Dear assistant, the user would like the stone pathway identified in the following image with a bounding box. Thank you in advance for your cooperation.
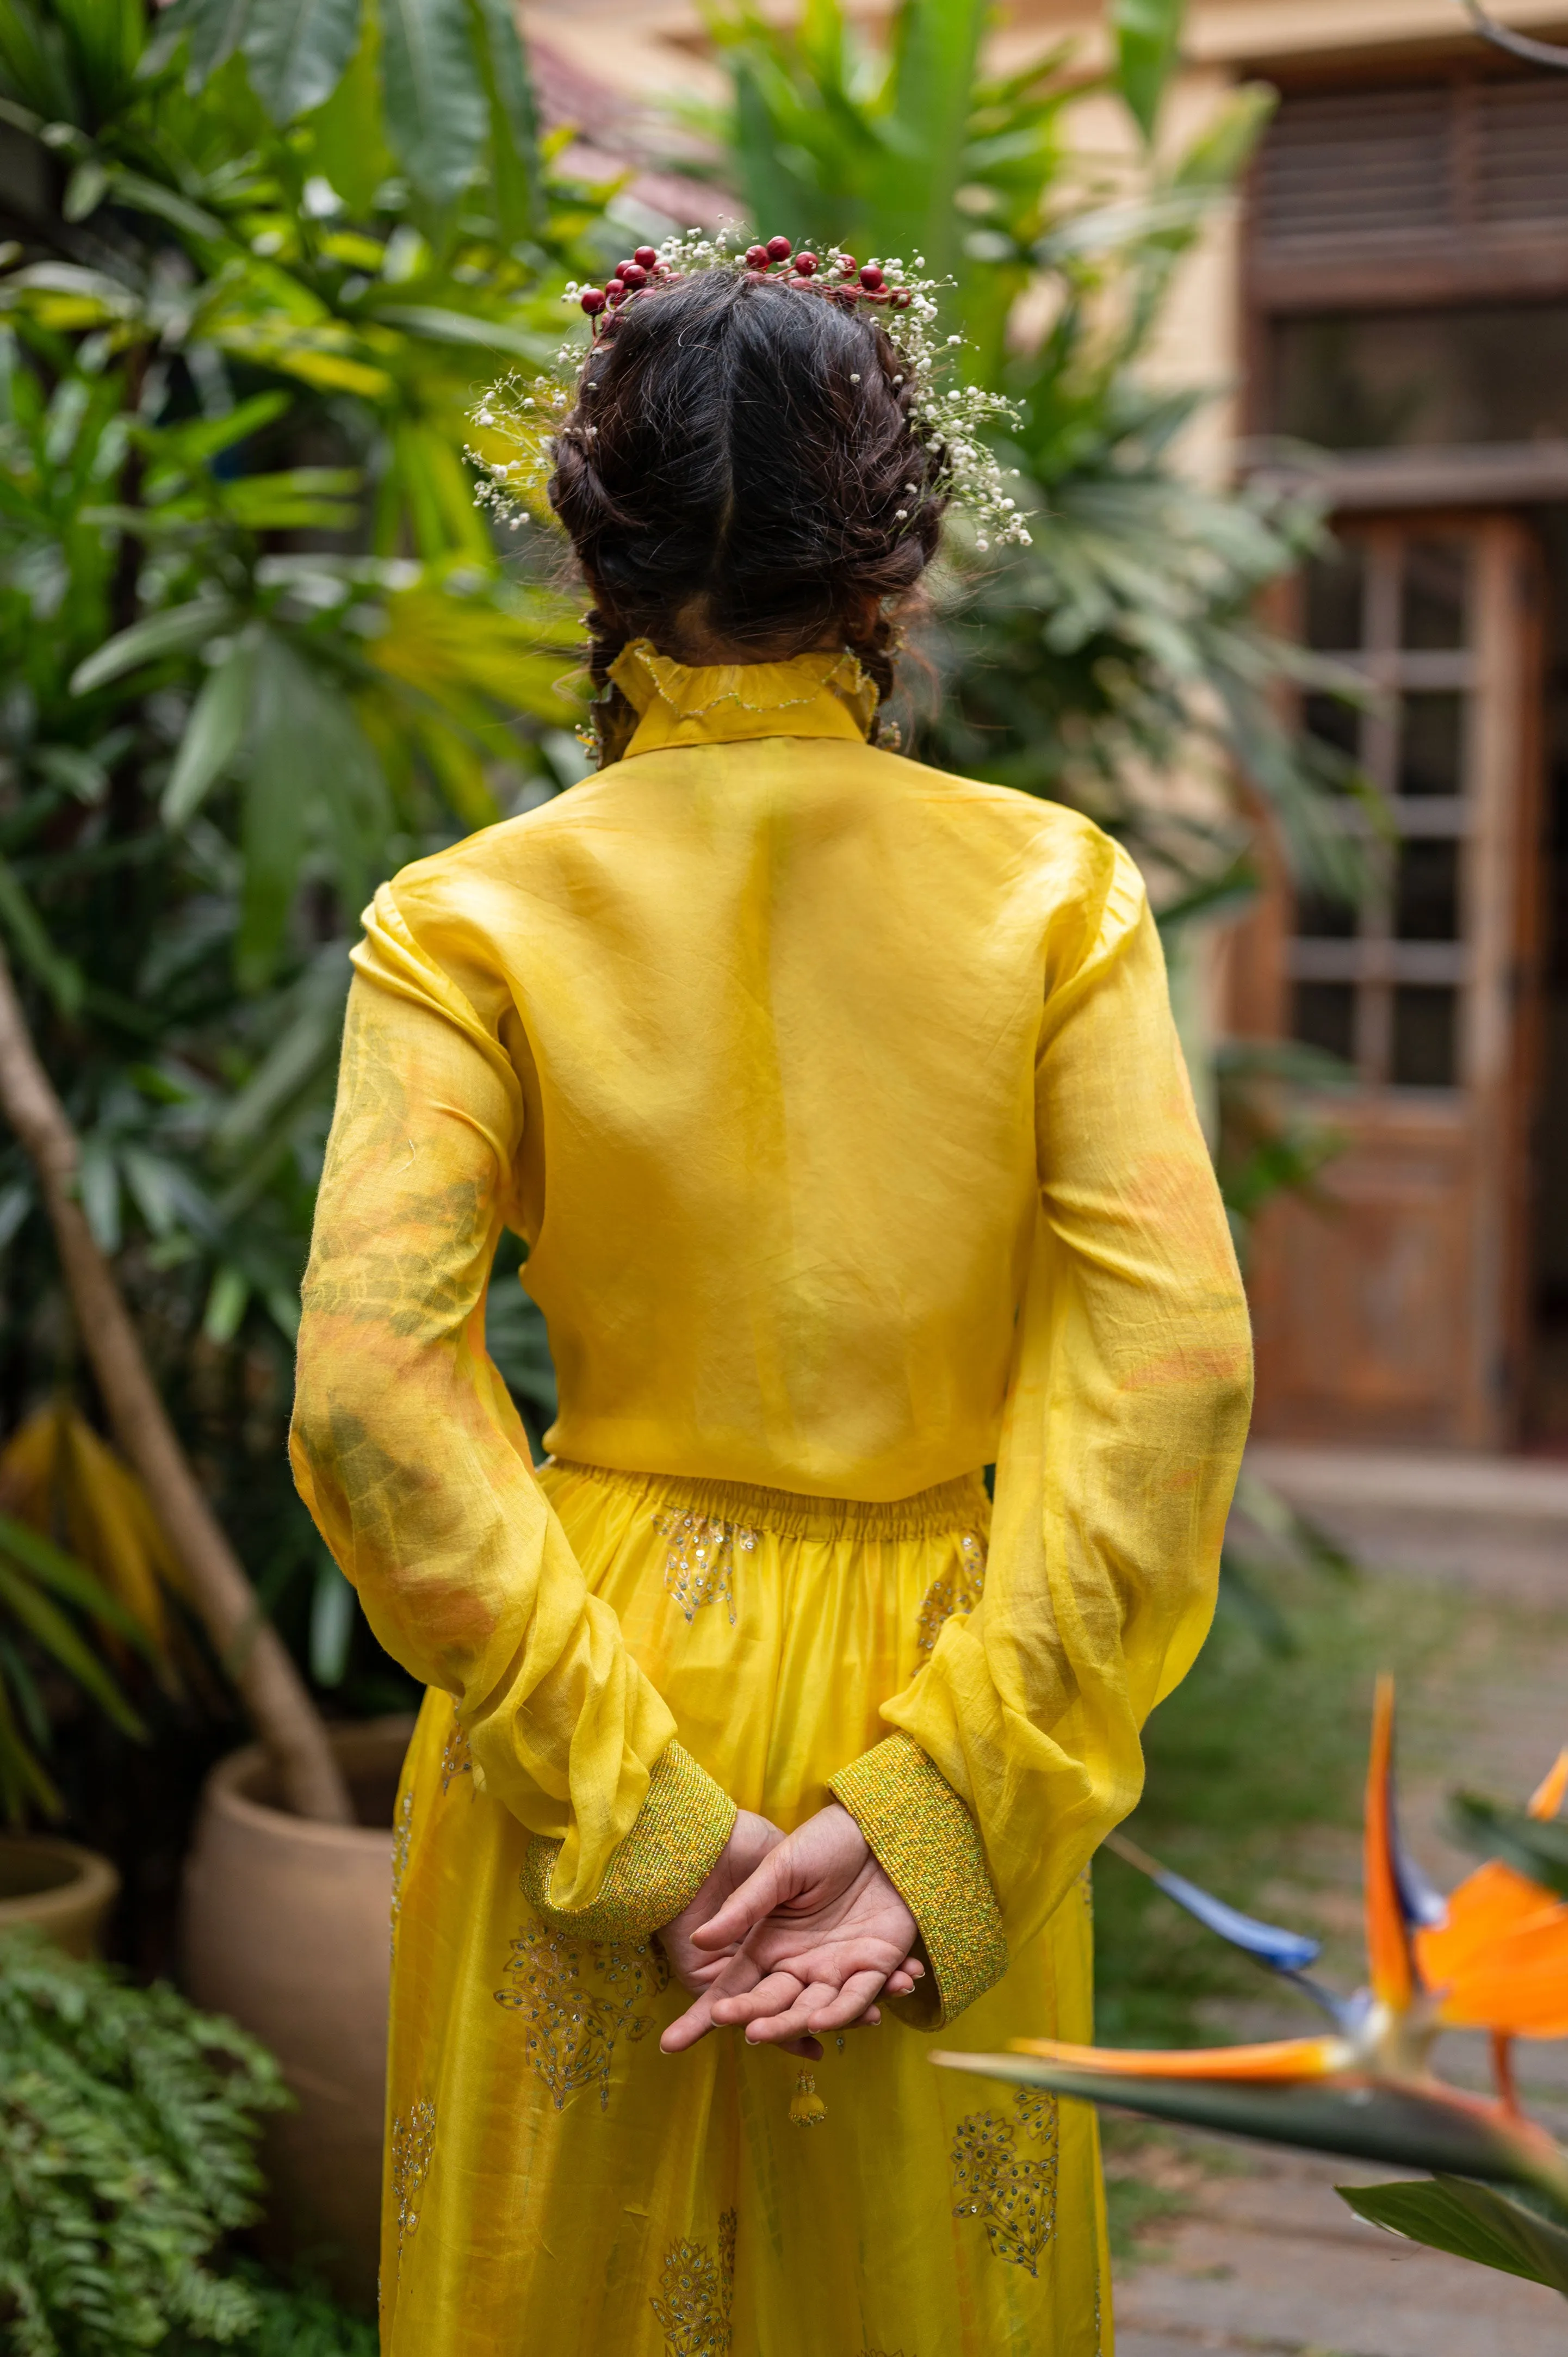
[1110,1521,1568,2357]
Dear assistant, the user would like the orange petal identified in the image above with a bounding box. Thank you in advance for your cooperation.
[1528,1750,1568,1823]
[1426,1901,1568,2038]
[1008,2034,1352,2082]
[1365,1672,1414,2010]
[1421,1861,1563,1974]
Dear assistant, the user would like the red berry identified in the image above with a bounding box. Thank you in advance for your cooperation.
[634,245,658,269]
[765,234,792,262]
[859,263,884,290]
[794,251,819,276]
[580,287,606,315]
[619,262,648,289]
[745,243,769,268]
[889,287,912,307]
[836,253,857,276]
[604,279,627,305]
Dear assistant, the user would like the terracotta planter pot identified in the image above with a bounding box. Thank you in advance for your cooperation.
[182,1714,414,2307]
[0,1834,119,1956]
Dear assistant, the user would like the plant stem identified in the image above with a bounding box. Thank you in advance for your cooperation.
[0,944,352,1823]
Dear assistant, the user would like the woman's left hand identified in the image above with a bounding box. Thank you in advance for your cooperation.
[657,1808,783,1996]
[660,1804,922,2059]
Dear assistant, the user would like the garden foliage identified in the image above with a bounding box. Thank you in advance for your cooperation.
[0,1930,286,2354]
[0,0,1357,1746]
[0,0,594,1697]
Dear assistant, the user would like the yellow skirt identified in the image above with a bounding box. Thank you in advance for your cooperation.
[382,1459,1110,2356]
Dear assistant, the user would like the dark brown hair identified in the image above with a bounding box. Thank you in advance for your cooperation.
[547,269,948,759]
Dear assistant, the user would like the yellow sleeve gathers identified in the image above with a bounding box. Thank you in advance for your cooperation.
[290,884,733,1922]
[851,840,1253,1989]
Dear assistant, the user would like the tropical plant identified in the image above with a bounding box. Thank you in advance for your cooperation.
[0,1927,289,2354]
[0,0,603,1770]
[939,1681,1568,2300]
[0,1452,155,1820]
[675,0,1366,922]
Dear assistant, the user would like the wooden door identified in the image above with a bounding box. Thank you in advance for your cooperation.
[1242,514,1544,1450]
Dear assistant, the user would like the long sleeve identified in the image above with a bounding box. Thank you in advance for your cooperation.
[289,885,734,1935]
[834,840,1253,2025]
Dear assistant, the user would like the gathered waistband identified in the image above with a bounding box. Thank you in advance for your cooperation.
[542,1457,990,1543]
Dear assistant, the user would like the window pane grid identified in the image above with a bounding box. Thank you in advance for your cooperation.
[1289,530,1469,1091]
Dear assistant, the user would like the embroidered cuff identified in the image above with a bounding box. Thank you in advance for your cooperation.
[521,1742,736,1945]
[831,1731,1008,2031]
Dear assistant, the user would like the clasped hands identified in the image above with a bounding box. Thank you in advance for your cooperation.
[658,1803,924,2061]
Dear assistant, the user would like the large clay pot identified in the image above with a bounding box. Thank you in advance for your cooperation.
[0,1834,119,1956]
[182,1715,414,2307]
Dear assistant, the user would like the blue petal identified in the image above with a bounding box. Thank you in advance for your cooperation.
[1149,1865,1324,1975]
[1387,1786,1448,1932]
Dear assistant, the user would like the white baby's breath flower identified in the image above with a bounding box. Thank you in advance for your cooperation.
[469,232,1033,551]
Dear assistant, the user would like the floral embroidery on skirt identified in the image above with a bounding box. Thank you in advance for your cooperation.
[493,1914,667,2110]
[950,2087,1059,2274]
[650,2210,737,2356]
[654,1510,758,1625]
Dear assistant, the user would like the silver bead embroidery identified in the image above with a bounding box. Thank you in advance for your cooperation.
[389,1787,414,1956]
[494,1915,668,2111]
[653,1510,758,1626]
[951,2086,1059,2274]
[915,1529,987,1655]
[391,2097,436,2263]
[650,2208,736,2356]
[440,1700,473,1793]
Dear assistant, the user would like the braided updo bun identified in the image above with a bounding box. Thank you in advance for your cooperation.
[547,268,948,762]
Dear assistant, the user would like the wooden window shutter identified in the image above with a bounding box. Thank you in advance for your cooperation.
[1251,77,1568,307]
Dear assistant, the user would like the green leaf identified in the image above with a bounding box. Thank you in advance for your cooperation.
[1173,81,1276,190]
[0,1555,146,1739]
[69,597,233,695]
[467,0,541,234]
[932,2053,1568,2205]
[0,1669,61,1820]
[1451,1792,1568,1900]
[0,853,84,1016]
[372,303,553,362]
[1112,0,1187,145]
[242,0,361,121]
[219,464,360,529]
[0,1512,156,1656]
[154,388,291,466]
[235,632,313,991]
[380,0,487,202]
[157,0,252,87]
[308,1554,355,1685]
[203,1264,249,1342]
[63,158,108,221]
[882,0,989,274]
[297,18,394,214]
[1338,2177,1568,2296]
[163,638,256,827]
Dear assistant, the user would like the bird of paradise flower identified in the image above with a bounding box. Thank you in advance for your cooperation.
[935,1678,1568,2294]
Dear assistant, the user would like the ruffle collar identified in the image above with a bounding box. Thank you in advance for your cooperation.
[607,639,879,746]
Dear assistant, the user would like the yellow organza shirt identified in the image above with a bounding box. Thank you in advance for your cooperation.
[291,641,1251,2352]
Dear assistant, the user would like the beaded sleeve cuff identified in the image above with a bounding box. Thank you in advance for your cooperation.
[520,1742,736,1945]
[831,1732,1009,2030]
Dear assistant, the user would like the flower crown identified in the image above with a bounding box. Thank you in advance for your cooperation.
[468,230,1031,553]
